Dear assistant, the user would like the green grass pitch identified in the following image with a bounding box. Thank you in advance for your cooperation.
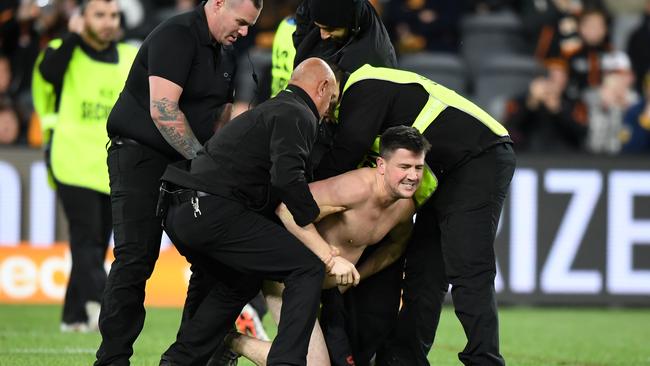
[1,304,649,365]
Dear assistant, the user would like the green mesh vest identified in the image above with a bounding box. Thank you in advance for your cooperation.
[37,39,137,194]
[270,17,297,97]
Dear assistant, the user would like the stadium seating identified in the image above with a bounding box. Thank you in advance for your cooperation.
[461,11,528,79]
[473,54,544,121]
[398,52,469,95]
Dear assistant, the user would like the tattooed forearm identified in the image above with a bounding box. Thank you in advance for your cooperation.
[150,97,203,159]
[152,98,181,121]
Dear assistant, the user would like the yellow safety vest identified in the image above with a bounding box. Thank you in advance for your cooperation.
[39,39,137,194]
[343,64,510,206]
[270,17,297,97]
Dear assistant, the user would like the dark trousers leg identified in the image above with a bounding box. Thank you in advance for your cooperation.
[163,251,261,366]
[376,208,446,366]
[346,250,403,366]
[57,183,112,324]
[248,291,269,318]
[95,143,169,366]
[163,196,325,366]
[443,145,514,366]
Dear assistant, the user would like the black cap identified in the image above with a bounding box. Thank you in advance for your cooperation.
[311,0,356,28]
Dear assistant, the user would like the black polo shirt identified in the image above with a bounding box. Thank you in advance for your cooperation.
[162,85,321,226]
[107,2,236,159]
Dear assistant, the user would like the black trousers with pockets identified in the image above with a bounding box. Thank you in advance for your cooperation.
[95,142,212,366]
[161,194,325,366]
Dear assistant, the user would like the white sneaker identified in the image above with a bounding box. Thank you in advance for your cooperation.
[60,322,89,333]
[236,304,269,341]
[85,301,101,332]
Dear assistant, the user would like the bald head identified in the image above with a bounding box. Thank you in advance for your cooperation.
[289,58,339,118]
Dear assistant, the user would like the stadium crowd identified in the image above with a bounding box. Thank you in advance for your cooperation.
[0,0,649,152]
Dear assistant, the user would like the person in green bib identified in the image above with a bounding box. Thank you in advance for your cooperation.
[33,0,136,332]
[314,64,516,366]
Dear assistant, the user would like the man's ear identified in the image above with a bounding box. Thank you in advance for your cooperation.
[213,0,225,11]
[376,156,386,174]
[318,79,329,97]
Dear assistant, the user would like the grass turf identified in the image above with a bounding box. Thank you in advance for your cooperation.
[0,304,649,366]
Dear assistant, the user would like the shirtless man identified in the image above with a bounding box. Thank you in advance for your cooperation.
[226,125,431,365]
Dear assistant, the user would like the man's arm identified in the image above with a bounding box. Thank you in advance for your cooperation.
[149,76,203,159]
[276,203,360,286]
[272,153,366,286]
[146,24,208,159]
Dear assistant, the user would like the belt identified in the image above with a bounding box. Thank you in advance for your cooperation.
[111,136,141,146]
[169,189,212,205]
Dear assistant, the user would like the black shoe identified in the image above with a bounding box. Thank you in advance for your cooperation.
[205,332,240,366]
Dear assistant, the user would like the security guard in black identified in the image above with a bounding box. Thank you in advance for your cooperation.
[95,1,255,364]
[158,84,325,365]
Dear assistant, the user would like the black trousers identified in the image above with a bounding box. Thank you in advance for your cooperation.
[57,183,112,324]
[162,194,325,366]
[377,143,516,366]
[95,142,211,365]
[320,246,404,366]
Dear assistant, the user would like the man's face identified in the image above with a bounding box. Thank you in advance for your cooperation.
[0,58,10,94]
[213,0,260,46]
[0,110,19,144]
[314,22,349,42]
[378,148,425,199]
[579,13,607,47]
[83,0,120,46]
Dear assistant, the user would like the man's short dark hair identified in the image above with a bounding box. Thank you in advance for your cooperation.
[325,61,344,88]
[80,0,116,12]
[379,126,431,159]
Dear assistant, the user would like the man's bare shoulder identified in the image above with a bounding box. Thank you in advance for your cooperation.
[394,198,416,222]
[309,168,375,206]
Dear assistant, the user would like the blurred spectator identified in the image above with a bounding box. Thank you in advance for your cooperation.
[565,7,612,99]
[504,61,588,152]
[626,0,650,93]
[120,0,159,42]
[0,98,20,144]
[583,51,638,154]
[620,71,650,153]
[0,0,20,56]
[0,52,11,95]
[384,0,462,54]
[0,52,28,143]
[521,0,608,61]
[464,0,517,14]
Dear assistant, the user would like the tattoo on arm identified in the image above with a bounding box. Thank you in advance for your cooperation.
[151,97,203,159]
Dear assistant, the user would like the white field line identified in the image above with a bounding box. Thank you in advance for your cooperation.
[0,348,96,354]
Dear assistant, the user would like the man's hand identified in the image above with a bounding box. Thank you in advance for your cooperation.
[327,256,360,287]
[68,12,85,35]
